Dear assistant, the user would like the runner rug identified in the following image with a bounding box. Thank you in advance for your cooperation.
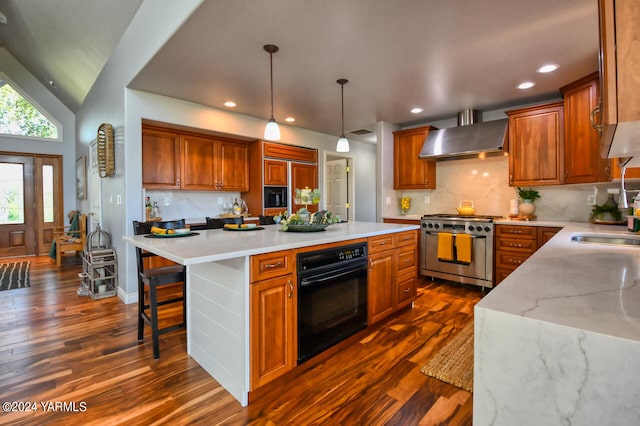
[420,320,474,392]
[0,261,31,291]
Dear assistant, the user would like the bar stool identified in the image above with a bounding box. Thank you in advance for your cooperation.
[205,216,244,229]
[133,219,187,359]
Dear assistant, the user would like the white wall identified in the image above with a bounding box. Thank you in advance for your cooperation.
[0,48,76,215]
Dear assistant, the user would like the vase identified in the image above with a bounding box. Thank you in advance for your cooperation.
[518,199,536,216]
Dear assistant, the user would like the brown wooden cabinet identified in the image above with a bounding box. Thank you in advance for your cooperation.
[597,0,640,159]
[243,141,318,216]
[142,124,249,191]
[393,126,437,189]
[494,224,561,285]
[263,159,288,186]
[367,230,418,324]
[291,162,319,213]
[560,73,610,183]
[249,250,295,389]
[142,127,181,189]
[507,102,565,186]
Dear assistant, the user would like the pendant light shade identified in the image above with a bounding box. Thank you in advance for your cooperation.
[263,44,281,141]
[336,78,350,152]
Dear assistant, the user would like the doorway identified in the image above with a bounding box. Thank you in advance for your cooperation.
[325,156,350,222]
[0,152,63,257]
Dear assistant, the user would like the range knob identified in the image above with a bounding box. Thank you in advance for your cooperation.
[434,223,440,229]
[422,222,427,228]
[484,226,491,232]
[468,225,474,231]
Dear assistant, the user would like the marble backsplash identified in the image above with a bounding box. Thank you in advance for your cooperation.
[386,156,640,222]
[144,189,244,222]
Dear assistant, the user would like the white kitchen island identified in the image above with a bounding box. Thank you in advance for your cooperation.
[123,221,418,406]
[474,222,640,425]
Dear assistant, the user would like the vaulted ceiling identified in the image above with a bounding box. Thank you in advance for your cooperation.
[0,0,599,143]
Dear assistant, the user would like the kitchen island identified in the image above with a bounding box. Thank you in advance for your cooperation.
[123,221,419,406]
[474,222,640,425]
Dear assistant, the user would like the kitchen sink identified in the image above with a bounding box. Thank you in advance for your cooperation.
[570,233,640,246]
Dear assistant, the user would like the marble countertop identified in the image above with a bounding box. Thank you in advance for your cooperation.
[123,221,419,266]
[494,218,572,227]
[477,221,640,342]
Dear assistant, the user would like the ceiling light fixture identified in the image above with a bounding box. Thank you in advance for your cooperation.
[537,64,559,73]
[285,117,296,123]
[263,44,281,141]
[223,101,236,108]
[517,81,535,90]
[336,79,350,153]
[410,107,424,114]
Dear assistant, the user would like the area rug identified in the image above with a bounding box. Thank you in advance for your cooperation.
[420,320,474,392]
[0,261,31,291]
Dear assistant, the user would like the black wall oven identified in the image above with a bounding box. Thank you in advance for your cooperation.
[264,186,288,209]
[297,242,368,364]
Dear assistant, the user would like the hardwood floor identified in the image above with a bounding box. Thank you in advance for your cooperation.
[0,255,484,425]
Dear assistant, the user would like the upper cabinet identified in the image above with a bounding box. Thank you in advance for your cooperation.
[560,73,610,183]
[393,126,437,190]
[142,124,249,191]
[596,0,640,158]
[507,102,564,186]
[142,127,181,189]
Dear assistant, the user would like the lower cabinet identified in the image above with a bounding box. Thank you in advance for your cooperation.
[367,230,418,325]
[494,225,561,285]
[249,250,295,390]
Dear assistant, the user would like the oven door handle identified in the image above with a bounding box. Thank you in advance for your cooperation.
[299,262,367,287]
[425,231,486,239]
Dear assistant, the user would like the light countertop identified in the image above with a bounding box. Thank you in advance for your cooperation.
[123,221,419,265]
[477,221,640,342]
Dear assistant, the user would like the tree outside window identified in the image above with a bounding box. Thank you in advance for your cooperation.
[0,79,59,139]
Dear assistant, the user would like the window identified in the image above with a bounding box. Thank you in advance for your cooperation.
[0,73,60,140]
[0,162,25,224]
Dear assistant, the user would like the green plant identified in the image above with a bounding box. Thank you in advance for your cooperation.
[517,187,540,201]
[590,204,622,222]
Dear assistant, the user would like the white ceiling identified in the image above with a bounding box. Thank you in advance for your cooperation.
[0,0,599,143]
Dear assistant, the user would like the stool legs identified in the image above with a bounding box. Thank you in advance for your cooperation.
[137,278,145,342]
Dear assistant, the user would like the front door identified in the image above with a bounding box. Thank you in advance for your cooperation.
[0,154,36,256]
[0,153,63,257]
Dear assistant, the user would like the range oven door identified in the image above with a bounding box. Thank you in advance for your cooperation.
[297,259,368,364]
[422,231,488,283]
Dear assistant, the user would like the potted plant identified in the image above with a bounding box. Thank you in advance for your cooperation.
[517,187,540,217]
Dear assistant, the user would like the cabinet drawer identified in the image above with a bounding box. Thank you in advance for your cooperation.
[396,247,417,273]
[395,230,417,247]
[368,234,395,254]
[263,141,318,163]
[494,268,514,285]
[495,250,530,271]
[495,237,537,254]
[250,250,293,282]
[397,274,416,305]
[496,225,537,239]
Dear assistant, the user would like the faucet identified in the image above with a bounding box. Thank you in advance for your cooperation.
[620,157,640,209]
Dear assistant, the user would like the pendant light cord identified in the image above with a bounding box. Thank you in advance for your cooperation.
[269,50,274,119]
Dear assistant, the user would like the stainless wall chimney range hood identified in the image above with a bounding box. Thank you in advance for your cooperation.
[419,110,508,160]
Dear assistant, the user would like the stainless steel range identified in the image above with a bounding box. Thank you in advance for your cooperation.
[420,214,500,289]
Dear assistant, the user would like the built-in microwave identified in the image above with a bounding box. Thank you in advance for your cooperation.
[264,186,288,208]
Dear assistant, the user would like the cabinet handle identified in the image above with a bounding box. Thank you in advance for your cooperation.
[287,279,293,298]
[590,98,603,134]
[264,261,282,269]
[403,288,411,293]
[509,243,523,248]
[369,259,374,270]
[176,178,181,188]
[509,174,513,185]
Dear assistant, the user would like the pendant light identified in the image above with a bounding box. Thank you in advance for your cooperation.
[263,44,281,141]
[336,79,350,152]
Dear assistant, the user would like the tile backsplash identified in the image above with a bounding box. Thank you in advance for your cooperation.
[386,156,638,222]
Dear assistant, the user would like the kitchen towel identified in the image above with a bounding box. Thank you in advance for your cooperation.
[455,233,472,264]
[437,233,454,261]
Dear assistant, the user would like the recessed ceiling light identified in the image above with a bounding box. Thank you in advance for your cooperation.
[285,117,295,123]
[223,101,236,108]
[537,64,559,73]
[410,107,423,114]
[517,81,535,90]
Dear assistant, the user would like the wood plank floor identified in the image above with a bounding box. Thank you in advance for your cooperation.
[0,255,484,425]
